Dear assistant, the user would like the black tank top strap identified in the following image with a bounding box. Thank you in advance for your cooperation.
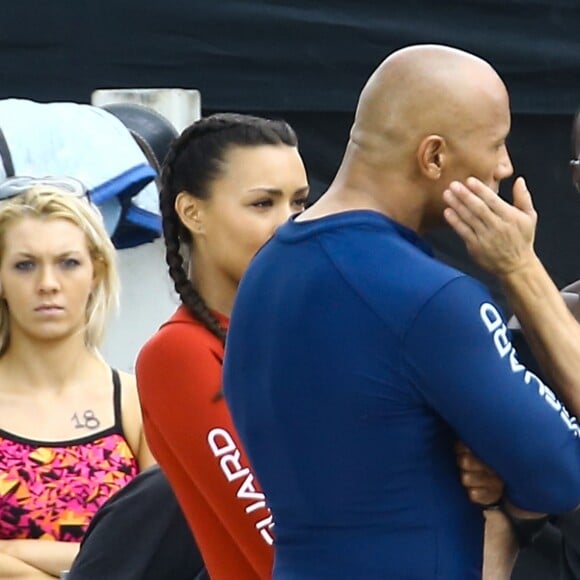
[112,368,123,431]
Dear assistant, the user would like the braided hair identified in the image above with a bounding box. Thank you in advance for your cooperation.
[160,113,298,343]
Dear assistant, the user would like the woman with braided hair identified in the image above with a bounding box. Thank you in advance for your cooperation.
[135,113,309,579]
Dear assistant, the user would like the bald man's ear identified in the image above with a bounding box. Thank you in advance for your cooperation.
[175,191,205,235]
[417,135,446,180]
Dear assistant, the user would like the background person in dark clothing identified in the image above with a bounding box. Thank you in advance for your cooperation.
[67,466,207,580]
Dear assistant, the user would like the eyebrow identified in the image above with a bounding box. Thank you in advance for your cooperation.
[10,250,84,258]
[247,186,310,196]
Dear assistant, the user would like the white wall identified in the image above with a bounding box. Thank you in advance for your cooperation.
[101,238,179,372]
[91,88,201,134]
[91,88,201,372]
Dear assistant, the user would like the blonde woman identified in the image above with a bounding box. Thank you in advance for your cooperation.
[0,177,154,578]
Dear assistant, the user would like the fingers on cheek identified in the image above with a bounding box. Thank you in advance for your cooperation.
[459,197,491,224]
[446,205,463,222]
[461,472,475,486]
[460,455,482,470]
[444,209,467,230]
[453,181,483,205]
[467,177,491,198]
[465,196,489,218]
[443,208,456,223]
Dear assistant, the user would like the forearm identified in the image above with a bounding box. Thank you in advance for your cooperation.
[0,539,79,577]
[0,551,55,578]
[501,254,580,414]
[482,510,519,580]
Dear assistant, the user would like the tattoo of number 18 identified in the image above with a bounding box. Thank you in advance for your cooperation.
[71,410,101,430]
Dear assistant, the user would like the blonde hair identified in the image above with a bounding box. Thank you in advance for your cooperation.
[0,186,119,354]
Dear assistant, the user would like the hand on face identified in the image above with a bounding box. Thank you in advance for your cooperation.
[442,176,537,276]
[455,441,504,507]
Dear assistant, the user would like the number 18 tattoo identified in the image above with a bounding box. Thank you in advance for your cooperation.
[71,410,101,430]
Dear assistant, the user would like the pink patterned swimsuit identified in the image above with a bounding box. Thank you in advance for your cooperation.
[0,369,139,542]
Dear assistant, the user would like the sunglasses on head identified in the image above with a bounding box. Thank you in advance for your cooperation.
[0,176,90,202]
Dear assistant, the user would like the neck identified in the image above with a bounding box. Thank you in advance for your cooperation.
[0,332,105,392]
[303,143,427,233]
[190,255,236,318]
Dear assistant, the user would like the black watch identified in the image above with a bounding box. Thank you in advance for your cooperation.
[482,498,550,547]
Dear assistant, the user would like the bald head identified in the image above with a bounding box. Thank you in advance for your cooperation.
[309,44,512,232]
[350,45,509,167]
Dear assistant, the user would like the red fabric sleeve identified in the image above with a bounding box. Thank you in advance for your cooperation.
[136,314,274,580]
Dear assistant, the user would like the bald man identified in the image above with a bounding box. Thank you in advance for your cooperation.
[223,46,580,579]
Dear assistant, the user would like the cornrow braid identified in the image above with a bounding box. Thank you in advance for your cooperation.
[160,113,298,343]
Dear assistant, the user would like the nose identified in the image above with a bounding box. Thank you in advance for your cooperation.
[37,265,60,293]
[495,145,514,181]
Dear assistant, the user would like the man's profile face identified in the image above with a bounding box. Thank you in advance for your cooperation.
[438,91,513,198]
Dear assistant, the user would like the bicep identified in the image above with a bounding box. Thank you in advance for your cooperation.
[117,371,156,469]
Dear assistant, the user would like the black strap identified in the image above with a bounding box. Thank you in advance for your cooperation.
[112,368,123,430]
[0,128,14,177]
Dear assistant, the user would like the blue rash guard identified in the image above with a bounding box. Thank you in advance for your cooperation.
[223,210,580,580]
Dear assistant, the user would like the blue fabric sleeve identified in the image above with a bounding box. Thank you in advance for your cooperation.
[402,275,580,513]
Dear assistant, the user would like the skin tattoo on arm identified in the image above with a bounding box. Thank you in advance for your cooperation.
[71,410,101,430]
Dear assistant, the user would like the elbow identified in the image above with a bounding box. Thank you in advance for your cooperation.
[505,458,580,514]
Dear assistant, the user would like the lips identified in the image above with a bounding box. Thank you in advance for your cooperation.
[34,305,64,312]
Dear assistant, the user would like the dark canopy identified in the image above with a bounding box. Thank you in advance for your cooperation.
[1,1,578,113]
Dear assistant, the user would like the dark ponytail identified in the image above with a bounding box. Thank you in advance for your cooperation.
[160,113,298,343]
